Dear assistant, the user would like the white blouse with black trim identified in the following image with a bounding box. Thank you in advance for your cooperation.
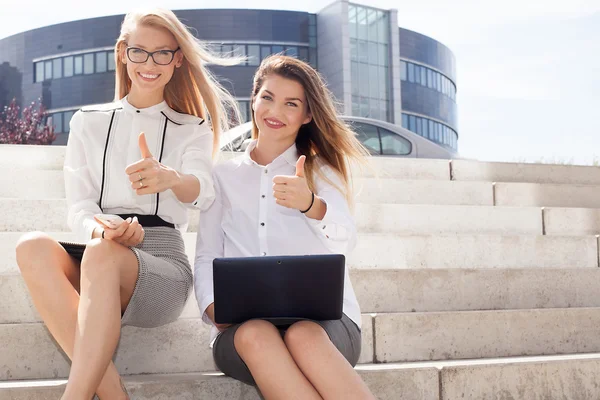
[64,96,215,242]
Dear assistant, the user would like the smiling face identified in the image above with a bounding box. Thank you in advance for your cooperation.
[252,74,312,147]
[120,24,183,97]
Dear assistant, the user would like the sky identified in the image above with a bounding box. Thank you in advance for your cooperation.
[1,0,599,164]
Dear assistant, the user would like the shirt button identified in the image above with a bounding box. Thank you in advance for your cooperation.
[262,252,267,256]
[261,195,266,198]
[264,169,268,174]
[260,222,265,226]
[136,110,140,113]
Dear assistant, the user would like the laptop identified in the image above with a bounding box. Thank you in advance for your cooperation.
[213,254,345,325]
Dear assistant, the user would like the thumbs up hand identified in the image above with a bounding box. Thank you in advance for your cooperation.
[272,155,314,211]
[125,132,181,195]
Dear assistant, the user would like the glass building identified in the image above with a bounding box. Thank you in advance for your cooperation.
[0,1,458,150]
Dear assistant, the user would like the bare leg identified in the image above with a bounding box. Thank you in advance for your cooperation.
[234,320,323,400]
[284,321,374,400]
[60,238,139,400]
[15,233,130,399]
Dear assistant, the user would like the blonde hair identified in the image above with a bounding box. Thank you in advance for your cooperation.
[114,8,241,155]
[250,55,369,206]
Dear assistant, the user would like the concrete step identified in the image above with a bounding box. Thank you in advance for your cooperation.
[11,171,600,209]
[0,145,452,180]
[452,159,600,185]
[2,232,596,276]
[375,308,600,363]
[0,365,440,400]
[9,145,600,186]
[4,354,600,400]
[1,170,495,206]
[544,207,600,236]
[4,308,600,380]
[353,204,542,235]
[438,353,600,400]
[0,316,373,381]
[495,182,600,208]
[0,199,544,235]
[6,267,600,325]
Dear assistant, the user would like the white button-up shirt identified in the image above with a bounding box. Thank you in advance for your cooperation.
[64,96,215,242]
[194,140,361,342]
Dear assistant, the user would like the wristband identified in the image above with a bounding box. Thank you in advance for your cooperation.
[300,192,315,214]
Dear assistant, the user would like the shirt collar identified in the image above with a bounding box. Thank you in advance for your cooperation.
[121,95,169,116]
[242,140,299,169]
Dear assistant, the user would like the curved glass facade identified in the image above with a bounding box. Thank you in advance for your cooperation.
[400,60,456,101]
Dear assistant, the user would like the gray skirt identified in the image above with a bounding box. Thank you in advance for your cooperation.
[213,314,362,386]
[121,226,192,328]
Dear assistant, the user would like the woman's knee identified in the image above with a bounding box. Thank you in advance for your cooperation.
[234,319,280,356]
[284,321,329,355]
[80,239,128,275]
[15,231,59,274]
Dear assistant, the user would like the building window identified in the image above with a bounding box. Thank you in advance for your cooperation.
[233,45,246,59]
[44,61,52,81]
[349,5,390,122]
[272,45,284,54]
[64,56,74,77]
[400,60,457,101]
[299,47,308,62]
[51,113,63,134]
[52,58,62,79]
[108,52,116,71]
[409,115,416,131]
[261,46,271,61]
[83,53,94,75]
[407,63,415,82]
[309,48,317,66]
[74,55,83,75]
[35,61,44,82]
[285,46,298,58]
[247,45,260,66]
[63,111,75,132]
[96,52,107,73]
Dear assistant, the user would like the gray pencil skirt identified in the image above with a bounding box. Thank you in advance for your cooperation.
[120,226,192,328]
[213,314,362,386]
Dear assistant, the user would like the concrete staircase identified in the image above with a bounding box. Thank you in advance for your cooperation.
[1,144,600,399]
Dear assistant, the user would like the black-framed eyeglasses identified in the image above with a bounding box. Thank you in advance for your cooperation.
[126,46,180,65]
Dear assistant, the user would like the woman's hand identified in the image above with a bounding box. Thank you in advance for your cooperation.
[272,155,314,211]
[205,303,232,332]
[125,132,182,196]
[95,216,145,247]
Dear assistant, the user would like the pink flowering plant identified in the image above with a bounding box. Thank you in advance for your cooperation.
[0,98,56,145]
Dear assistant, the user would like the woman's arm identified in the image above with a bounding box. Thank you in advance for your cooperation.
[178,123,215,210]
[304,168,357,255]
[193,173,225,326]
[272,158,357,254]
[63,111,104,242]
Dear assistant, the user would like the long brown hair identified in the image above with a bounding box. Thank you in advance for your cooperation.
[114,8,241,155]
[250,55,369,206]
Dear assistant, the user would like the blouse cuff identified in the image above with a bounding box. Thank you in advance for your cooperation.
[185,171,215,210]
[199,294,215,326]
[305,198,351,242]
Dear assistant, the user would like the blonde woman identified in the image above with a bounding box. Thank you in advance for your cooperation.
[194,55,375,399]
[15,9,239,400]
